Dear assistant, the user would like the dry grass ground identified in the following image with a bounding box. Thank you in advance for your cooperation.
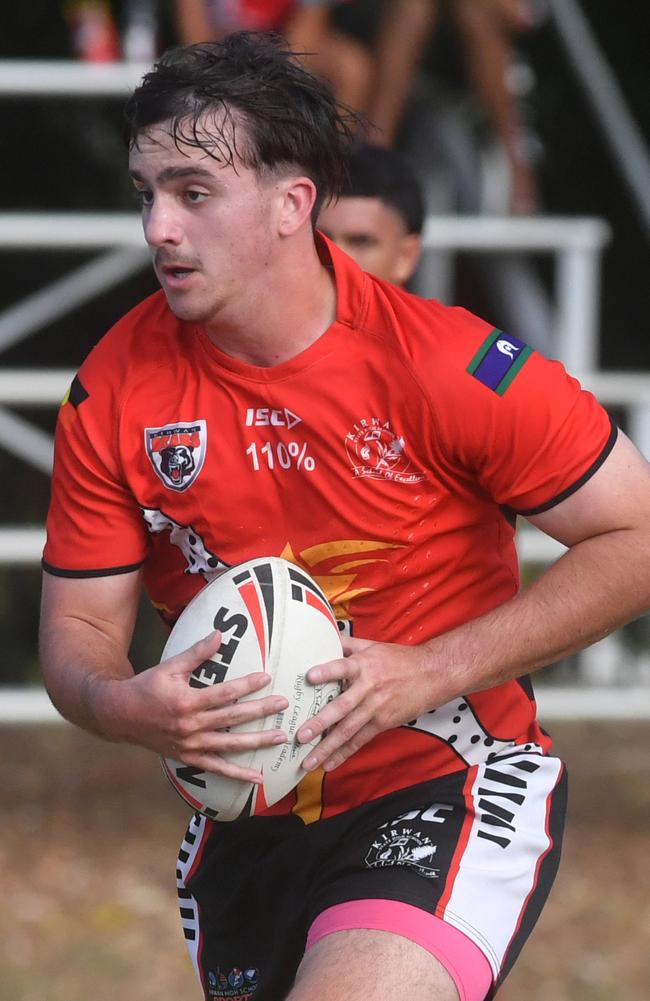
[1,722,648,1001]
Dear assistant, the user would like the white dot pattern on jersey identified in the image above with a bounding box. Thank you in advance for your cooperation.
[141,507,229,579]
[404,698,542,767]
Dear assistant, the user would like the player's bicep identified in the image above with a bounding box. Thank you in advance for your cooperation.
[40,567,143,657]
[526,432,650,547]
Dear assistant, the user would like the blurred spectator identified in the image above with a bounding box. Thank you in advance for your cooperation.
[121,0,161,62]
[65,1,122,62]
[174,0,374,110]
[441,0,538,215]
[333,0,539,215]
[317,144,424,286]
[324,1,551,349]
[56,1,539,213]
[64,2,177,64]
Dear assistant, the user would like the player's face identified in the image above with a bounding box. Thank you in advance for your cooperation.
[129,122,278,326]
[317,196,421,287]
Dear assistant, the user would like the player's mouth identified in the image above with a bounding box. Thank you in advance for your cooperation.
[160,264,198,289]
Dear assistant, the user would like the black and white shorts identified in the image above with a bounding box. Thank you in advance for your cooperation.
[176,750,566,1001]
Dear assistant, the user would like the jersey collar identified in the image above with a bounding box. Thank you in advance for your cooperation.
[192,232,370,383]
[314,230,369,331]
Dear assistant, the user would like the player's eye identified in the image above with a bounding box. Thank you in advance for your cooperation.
[185,190,208,204]
[350,235,377,248]
[133,187,153,207]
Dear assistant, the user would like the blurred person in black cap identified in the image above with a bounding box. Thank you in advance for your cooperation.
[318,143,425,287]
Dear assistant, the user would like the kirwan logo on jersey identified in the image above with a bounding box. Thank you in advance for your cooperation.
[145,420,207,491]
[345,417,425,484]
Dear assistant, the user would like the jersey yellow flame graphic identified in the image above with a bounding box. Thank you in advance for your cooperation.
[279,539,403,621]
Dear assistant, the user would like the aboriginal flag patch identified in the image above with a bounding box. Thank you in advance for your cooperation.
[59,375,89,430]
[466,328,533,395]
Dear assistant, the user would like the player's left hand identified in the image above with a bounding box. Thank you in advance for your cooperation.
[296,635,449,772]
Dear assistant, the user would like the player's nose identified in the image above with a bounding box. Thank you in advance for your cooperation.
[143,200,183,247]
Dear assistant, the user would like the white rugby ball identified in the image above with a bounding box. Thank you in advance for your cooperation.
[160,557,342,821]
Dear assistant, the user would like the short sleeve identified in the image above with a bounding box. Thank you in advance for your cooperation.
[430,315,617,515]
[43,368,148,578]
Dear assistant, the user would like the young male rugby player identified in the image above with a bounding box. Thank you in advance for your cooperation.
[317,143,424,287]
[40,32,650,1001]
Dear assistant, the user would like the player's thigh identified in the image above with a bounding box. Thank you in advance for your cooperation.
[287,928,459,1001]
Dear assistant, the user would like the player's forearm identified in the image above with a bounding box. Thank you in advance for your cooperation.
[427,527,650,699]
[40,616,136,740]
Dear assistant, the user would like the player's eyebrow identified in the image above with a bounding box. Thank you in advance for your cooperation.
[129,166,216,184]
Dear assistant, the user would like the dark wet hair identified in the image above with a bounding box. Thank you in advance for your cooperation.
[342,144,425,234]
[125,31,361,218]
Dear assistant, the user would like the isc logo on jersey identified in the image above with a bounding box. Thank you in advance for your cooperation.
[145,420,207,491]
[245,407,302,428]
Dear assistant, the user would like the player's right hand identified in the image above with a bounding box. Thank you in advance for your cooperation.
[95,631,289,783]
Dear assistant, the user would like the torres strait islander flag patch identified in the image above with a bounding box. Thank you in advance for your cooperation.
[466,329,533,394]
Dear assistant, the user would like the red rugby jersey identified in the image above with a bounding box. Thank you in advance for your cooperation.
[44,236,615,822]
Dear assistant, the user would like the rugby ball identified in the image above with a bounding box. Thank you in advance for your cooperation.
[161,557,342,821]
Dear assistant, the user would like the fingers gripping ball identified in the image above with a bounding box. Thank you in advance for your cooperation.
[161,557,342,821]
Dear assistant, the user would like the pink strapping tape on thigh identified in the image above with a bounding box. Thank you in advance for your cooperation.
[306,899,493,1001]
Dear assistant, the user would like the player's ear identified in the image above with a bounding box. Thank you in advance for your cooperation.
[393,233,422,286]
[276,176,318,236]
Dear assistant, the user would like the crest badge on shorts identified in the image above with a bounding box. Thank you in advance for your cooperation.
[145,420,207,491]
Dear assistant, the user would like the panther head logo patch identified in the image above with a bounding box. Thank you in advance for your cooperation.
[145,420,207,491]
[160,445,195,486]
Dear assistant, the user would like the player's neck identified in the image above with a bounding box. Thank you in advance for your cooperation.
[203,239,336,367]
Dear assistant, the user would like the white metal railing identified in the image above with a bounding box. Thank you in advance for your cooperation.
[0,213,143,247]
[0,211,608,252]
[422,216,609,373]
[0,211,609,376]
[0,248,150,354]
[0,211,615,481]
[0,60,150,96]
[2,361,647,525]
[3,684,649,725]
